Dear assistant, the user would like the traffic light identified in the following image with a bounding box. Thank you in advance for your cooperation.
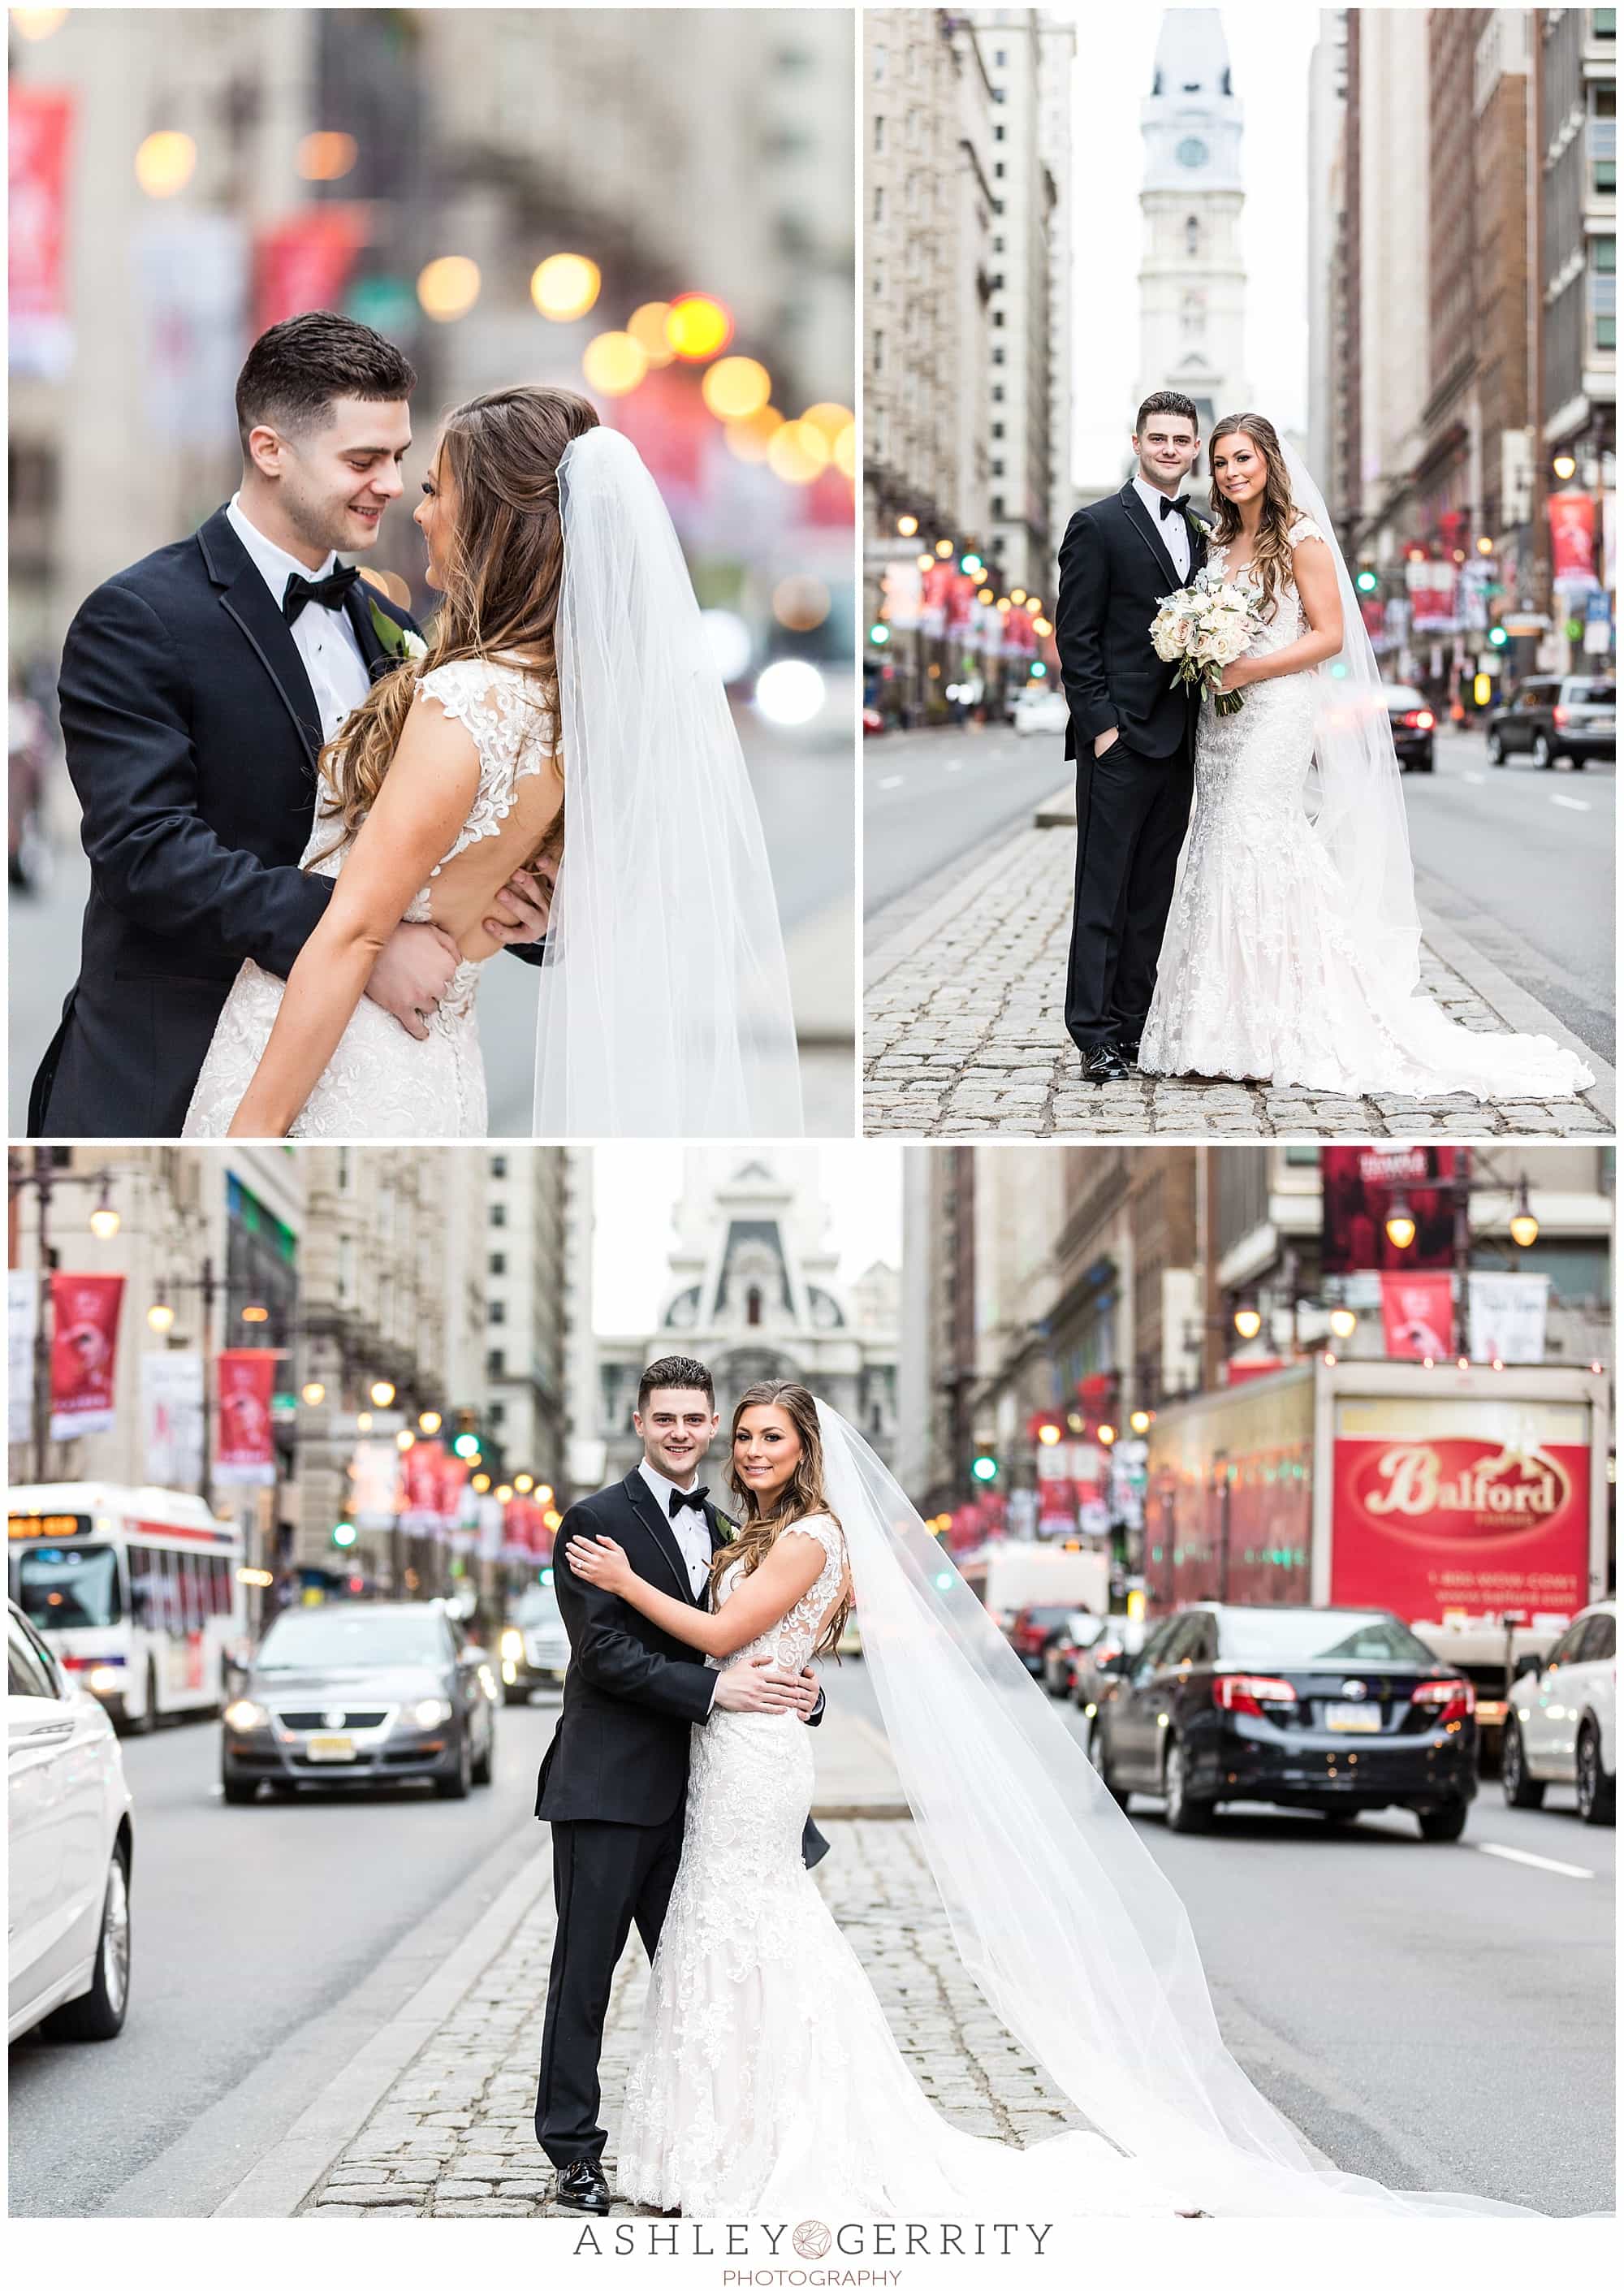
[970,1450,999,1485]
[1487,625,1509,649]
[331,1521,357,1549]
[453,1433,481,1459]
[1355,567,1379,595]
[869,623,890,646]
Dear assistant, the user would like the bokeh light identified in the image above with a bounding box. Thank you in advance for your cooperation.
[11,8,67,37]
[800,401,853,444]
[701,355,771,421]
[581,330,649,396]
[754,659,826,728]
[298,132,357,181]
[531,252,601,322]
[417,255,481,321]
[627,302,676,368]
[723,404,785,464]
[767,418,831,485]
[831,420,856,480]
[134,131,197,198]
[665,293,732,361]
[700,607,754,684]
[772,575,831,633]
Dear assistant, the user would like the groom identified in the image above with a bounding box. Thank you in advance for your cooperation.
[1055,389,1208,1083]
[28,309,549,1138]
[534,1355,828,2215]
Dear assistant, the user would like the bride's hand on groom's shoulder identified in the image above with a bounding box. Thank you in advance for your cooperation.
[565,1532,632,1593]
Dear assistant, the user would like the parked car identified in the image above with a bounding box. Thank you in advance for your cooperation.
[1088,1603,1478,1839]
[499,1578,571,1705]
[1007,1603,1080,1678]
[1070,1615,1149,1718]
[220,1600,498,1803]
[1501,1599,1615,1826]
[1380,681,1436,772]
[1012,688,1069,737]
[1485,676,1615,770]
[9,1600,133,2043]
[862,705,888,737]
[1041,1610,1108,1697]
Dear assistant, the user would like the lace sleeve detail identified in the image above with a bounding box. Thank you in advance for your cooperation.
[780,1512,845,1571]
[413,659,556,875]
[1288,515,1326,548]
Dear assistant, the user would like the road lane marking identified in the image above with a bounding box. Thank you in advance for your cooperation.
[878,774,905,790]
[1460,771,1484,785]
[945,759,963,771]
[1550,795,1591,811]
[1475,1841,1596,1880]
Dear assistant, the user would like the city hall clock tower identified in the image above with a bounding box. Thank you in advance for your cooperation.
[1136,10,1248,443]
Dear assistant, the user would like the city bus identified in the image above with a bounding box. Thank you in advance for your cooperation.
[7,1483,246,1732]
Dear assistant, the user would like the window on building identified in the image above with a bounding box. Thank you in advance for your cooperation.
[1592,10,1615,38]
[489,1252,506,1277]
[992,421,1005,439]
[992,459,1004,478]
[490,1203,507,1227]
[991,495,1004,518]
[991,345,1005,365]
[991,383,1005,402]
[874,113,884,152]
[995,123,1005,141]
[874,184,884,224]
[994,159,1004,179]
[873,328,884,372]
[1186,214,1201,256]
[490,1155,508,1179]
[490,1300,506,1325]
[995,48,1007,66]
[747,1286,763,1328]
[486,1350,506,1378]
[489,1402,505,1427]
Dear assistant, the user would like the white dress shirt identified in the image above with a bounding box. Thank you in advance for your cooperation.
[1133,472,1192,582]
[227,493,373,744]
[638,1457,713,1597]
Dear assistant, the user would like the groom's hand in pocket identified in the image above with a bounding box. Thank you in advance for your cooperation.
[1093,728,1120,758]
[365,921,462,1040]
[712,1658,818,1718]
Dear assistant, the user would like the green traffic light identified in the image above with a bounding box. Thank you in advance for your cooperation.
[332,1522,357,1548]
[1487,626,1509,647]
[453,1433,481,1459]
[970,1455,998,1483]
[1355,568,1379,594]
[870,623,889,645]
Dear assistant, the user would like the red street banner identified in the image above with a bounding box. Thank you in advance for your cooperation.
[1547,491,1596,586]
[1380,1272,1455,1360]
[9,86,74,378]
[49,1272,124,1439]
[254,205,369,335]
[215,1351,278,1485]
[1321,1145,1465,1273]
[1330,1433,1590,1618]
[400,1437,447,1534]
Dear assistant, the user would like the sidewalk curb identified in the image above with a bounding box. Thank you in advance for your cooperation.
[210,1837,555,2220]
[1414,901,1615,1121]
[865,828,1043,991]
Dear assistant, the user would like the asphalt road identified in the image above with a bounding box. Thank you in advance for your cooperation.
[863,721,1614,1061]
[8,1692,563,2218]
[8,685,857,1138]
[823,1660,1614,2216]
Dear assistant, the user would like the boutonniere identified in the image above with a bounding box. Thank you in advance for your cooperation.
[366,591,427,665]
[714,1512,742,1546]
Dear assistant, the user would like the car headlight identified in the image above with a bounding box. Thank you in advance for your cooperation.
[223,1699,270,1732]
[87,1665,123,1694]
[500,1627,524,1660]
[412,1697,454,1728]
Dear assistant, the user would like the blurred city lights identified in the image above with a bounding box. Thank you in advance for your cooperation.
[581,330,649,396]
[369,1380,395,1407]
[417,255,481,321]
[11,9,68,37]
[935,538,954,558]
[664,294,732,361]
[418,1410,442,1434]
[771,575,831,632]
[298,131,358,181]
[1011,588,1027,605]
[701,355,772,421]
[896,514,919,538]
[700,607,753,685]
[146,1301,175,1334]
[832,421,856,479]
[801,401,853,444]
[396,1430,415,1453]
[767,418,829,484]
[135,131,197,198]
[1032,616,1054,638]
[754,659,826,728]
[543,1509,562,1532]
[917,553,935,573]
[531,252,601,322]
[627,302,676,368]
[472,1472,492,1493]
[1553,453,1578,482]
[722,404,784,464]
[978,586,995,605]
[301,1382,326,1406]
[89,1200,121,1239]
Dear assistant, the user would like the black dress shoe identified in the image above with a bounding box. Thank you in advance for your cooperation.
[555,2158,611,2215]
[1116,1036,1142,1069]
[1082,1045,1129,1083]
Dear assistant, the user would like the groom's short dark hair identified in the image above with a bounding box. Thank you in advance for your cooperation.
[637,1355,715,1412]
[1135,390,1199,436]
[235,311,417,452]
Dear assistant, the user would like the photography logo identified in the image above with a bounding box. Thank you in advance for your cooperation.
[793,2223,831,2260]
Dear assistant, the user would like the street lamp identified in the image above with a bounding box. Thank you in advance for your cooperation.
[1384,1197,1418,1251]
[369,1380,395,1408]
[301,1381,326,1407]
[88,1182,122,1241]
[896,513,918,538]
[1509,1180,1539,1250]
[1233,1303,1263,1341]
[1553,453,1579,482]
[11,1151,127,1481]
[1329,1306,1358,1341]
[418,1410,443,1435]
[1129,1409,1152,1434]
[1036,1421,1062,1446]
[146,1300,176,1335]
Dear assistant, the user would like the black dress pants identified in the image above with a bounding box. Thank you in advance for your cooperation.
[1064,729,1194,1053]
[534,1812,687,2166]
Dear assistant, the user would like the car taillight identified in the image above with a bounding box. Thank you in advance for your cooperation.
[1213,1675,1298,1717]
[1399,709,1433,730]
[1553,706,1569,727]
[1411,1677,1475,1725]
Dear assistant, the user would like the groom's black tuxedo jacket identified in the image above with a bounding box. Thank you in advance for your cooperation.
[28,505,542,1139]
[537,1468,828,1866]
[1056,480,1210,763]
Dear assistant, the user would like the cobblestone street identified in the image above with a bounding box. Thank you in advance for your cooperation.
[296,1820,1080,2219]
[864,807,1614,1139]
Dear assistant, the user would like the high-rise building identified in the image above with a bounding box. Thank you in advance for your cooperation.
[480,1148,577,1506]
[1136,10,1248,439]
[1306,11,1350,514]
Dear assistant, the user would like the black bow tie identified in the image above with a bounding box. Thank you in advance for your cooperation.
[668,1485,710,1519]
[283,564,361,625]
[1159,494,1190,521]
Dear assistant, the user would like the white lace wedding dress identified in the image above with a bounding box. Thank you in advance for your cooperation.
[1139,522,1593,1100]
[615,1514,1188,2218]
[182,659,555,1138]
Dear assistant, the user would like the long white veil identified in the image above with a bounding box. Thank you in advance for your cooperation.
[814,1399,1543,2219]
[533,427,803,1137]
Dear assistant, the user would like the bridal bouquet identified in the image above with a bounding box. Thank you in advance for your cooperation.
[1150,582,1260,716]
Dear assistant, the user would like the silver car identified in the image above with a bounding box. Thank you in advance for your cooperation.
[499,1581,571,1705]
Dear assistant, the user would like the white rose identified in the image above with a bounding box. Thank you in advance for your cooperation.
[403,631,429,661]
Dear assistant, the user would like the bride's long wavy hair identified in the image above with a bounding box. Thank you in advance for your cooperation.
[308,383,600,862]
[714,1381,853,1661]
[1207,411,1303,621]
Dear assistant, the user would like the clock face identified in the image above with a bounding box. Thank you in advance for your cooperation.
[1177,136,1208,168]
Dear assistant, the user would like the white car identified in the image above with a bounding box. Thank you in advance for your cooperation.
[8,1600,134,2042]
[1012,689,1069,736]
[1502,1599,1616,1826]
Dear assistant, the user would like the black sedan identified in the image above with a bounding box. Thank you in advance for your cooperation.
[1088,1603,1477,1840]
[1380,682,1436,771]
[220,1601,498,1804]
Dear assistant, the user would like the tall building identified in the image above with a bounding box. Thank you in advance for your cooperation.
[1136,9,1248,438]
[480,1148,577,1505]
[1306,11,1350,502]
[597,1155,899,1488]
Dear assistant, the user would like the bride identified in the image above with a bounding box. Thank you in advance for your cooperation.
[1139,413,1593,1101]
[183,387,801,1139]
[565,1381,1540,2220]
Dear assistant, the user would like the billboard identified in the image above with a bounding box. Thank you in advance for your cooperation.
[1321,1146,1464,1275]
